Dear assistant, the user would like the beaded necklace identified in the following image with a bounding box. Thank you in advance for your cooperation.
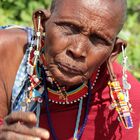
[41,66,94,140]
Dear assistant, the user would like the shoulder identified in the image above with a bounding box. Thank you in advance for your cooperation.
[0,26,34,62]
[0,27,28,117]
[0,27,28,82]
[0,27,28,56]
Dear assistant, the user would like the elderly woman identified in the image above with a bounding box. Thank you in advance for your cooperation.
[0,0,140,140]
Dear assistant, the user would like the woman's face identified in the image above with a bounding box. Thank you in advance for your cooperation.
[44,0,121,86]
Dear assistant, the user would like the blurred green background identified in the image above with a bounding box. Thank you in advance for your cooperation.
[0,0,140,80]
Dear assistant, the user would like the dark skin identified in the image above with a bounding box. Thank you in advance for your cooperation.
[0,0,126,139]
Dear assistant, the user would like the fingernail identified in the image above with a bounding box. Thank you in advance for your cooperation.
[43,132,50,139]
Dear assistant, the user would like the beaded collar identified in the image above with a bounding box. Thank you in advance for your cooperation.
[46,67,100,104]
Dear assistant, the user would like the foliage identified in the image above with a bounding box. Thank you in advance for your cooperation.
[119,0,140,80]
[0,0,140,80]
[0,0,51,25]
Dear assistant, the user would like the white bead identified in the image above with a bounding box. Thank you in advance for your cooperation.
[29,47,33,51]
[34,77,39,83]
[38,98,43,103]
[36,31,41,37]
[27,64,34,75]
[34,50,40,56]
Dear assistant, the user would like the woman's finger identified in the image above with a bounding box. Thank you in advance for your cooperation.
[0,131,41,140]
[0,122,50,140]
[4,111,37,126]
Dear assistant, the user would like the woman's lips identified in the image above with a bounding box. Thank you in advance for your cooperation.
[57,63,83,75]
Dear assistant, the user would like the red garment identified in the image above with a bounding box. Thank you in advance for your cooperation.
[40,62,140,140]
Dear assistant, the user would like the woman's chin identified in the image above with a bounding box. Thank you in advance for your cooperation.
[50,68,86,86]
[58,75,84,86]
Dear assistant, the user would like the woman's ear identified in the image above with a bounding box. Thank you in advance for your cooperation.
[106,37,127,81]
[110,37,127,62]
[32,9,51,32]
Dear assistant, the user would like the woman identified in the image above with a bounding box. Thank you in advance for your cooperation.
[0,0,140,140]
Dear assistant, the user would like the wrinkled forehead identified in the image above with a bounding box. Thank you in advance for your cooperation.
[51,0,124,35]
[52,0,123,19]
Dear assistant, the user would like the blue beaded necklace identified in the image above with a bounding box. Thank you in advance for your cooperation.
[41,66,92,140]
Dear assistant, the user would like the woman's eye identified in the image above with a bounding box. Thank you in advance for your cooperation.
[89,34,107,45]
[56,22,81,35]
[63,24,80,35]
[62,25,74,34]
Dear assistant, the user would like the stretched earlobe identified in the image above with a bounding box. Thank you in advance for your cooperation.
[110,37,127,62]
[106,37,127,81]
[106,58,116,81]
[32,9,51,32]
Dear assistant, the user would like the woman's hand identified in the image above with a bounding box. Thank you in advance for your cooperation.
[0,111,50,140]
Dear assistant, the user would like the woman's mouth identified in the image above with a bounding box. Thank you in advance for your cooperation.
[57,63,83,75]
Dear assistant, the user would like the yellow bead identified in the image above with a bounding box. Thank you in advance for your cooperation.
[26,98,31,103]
[118,92,124,101]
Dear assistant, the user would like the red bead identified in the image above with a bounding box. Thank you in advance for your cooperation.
[0,118,4,125]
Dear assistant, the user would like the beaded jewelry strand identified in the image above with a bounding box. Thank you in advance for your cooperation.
[41,66,95,140]
[107,45,133,129]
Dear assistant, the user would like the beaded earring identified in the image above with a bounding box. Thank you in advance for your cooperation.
[107,45,133,129]
[25,13,43,107]
[27,12,42,76]
[34,14,41,66]
[121,45,131,103]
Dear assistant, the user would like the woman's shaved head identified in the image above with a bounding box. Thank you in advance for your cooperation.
[50,0,127,33]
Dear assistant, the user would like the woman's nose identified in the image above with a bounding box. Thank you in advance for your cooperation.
[66,37,87,59]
